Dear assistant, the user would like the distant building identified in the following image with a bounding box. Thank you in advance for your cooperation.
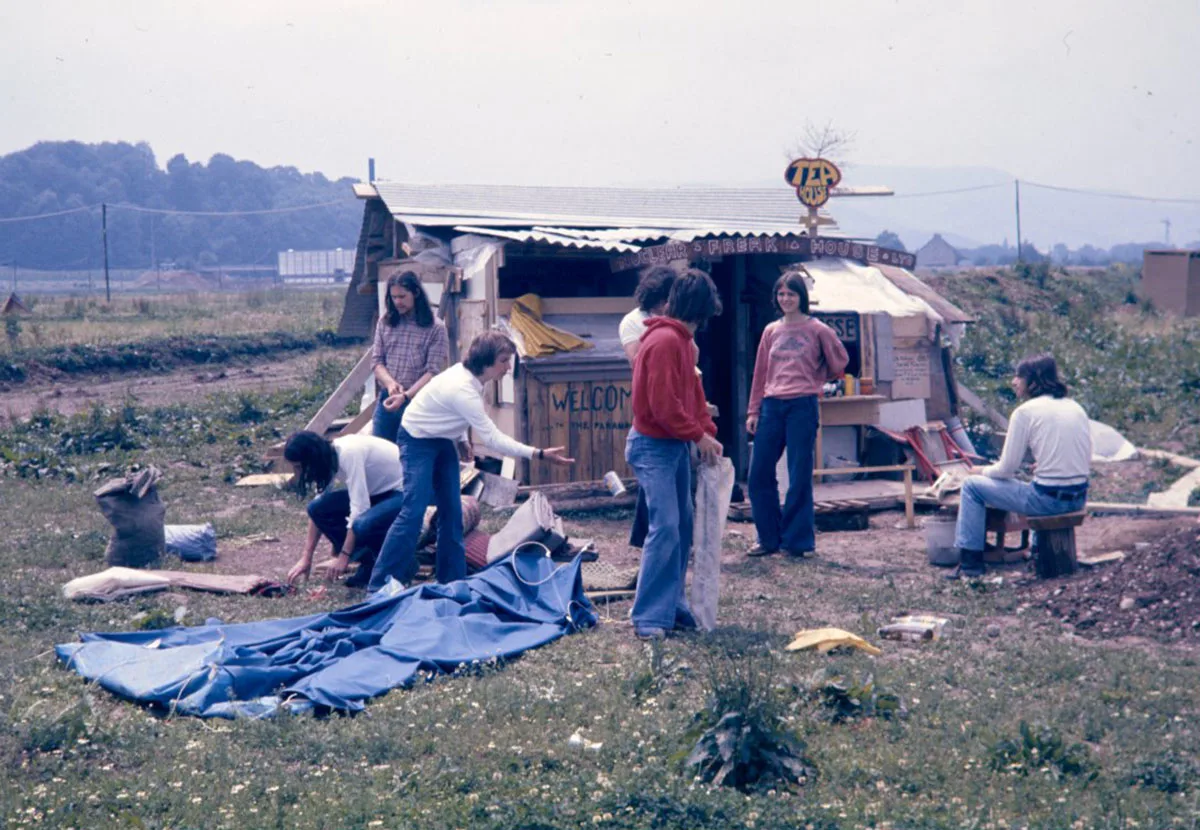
[915,234,962,269]
[277,249,355,284]
[1142,249,1200,317]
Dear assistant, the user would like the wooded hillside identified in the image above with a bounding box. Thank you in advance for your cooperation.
[0,141,361,269]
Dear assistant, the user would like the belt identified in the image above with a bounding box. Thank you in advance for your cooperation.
[1034,482,1089,501]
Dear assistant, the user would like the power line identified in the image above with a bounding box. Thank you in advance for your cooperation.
[890,183,1008,199]
[108,200,348,217]
[1022,180,1200,205]
[0,204,98,224]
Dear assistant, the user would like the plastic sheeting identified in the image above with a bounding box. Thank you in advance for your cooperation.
[1090,419,1138,463]
[690,458,735,631]
[803,257,943,326]
[56,552,596,719]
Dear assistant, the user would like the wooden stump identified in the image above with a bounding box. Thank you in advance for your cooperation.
[1027,511,1086,578]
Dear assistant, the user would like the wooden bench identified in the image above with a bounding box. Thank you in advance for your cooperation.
[983,509,1086,576]
[1027,510,1087,578]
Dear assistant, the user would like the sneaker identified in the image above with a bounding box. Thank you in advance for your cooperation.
[634,626,667,642]
[674,608,698,631]
[785,549,814,559]
[746,545,779,557]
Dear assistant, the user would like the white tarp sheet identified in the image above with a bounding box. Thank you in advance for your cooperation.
[804,257,943,327]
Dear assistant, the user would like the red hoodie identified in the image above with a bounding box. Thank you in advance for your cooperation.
[631,317,717,442]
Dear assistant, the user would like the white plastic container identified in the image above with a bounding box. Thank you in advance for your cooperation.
[923,517,959,566]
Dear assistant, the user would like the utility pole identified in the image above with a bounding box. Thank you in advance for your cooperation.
[10,262,15,292]
[102,202,111,302]
[150,214,160,291]
[1014,180,1023,264]
[1162,218,1172,247]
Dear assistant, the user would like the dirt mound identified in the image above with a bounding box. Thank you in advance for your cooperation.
[1030,520,1200,644]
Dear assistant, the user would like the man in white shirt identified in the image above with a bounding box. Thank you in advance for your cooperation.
[368,331,573,590]
[949,354,1092,579]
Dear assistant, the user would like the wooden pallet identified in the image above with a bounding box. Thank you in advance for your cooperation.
[728,499,871,522]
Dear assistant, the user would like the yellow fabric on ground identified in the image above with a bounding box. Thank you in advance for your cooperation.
[785,627,883,656]
[507,293,593,357]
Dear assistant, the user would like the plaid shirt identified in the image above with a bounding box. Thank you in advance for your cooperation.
[371,317,450,389]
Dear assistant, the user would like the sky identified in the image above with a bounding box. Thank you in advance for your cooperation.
[2,0,1198,243]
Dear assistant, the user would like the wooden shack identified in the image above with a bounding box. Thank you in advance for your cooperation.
[335,182,971,485]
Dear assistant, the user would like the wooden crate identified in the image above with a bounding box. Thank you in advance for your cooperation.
[522,373,634,486]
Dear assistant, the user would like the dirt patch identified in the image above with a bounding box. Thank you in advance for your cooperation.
[1090,457,1194,504]
[1027,519,1200,644]
[0,346,355,423]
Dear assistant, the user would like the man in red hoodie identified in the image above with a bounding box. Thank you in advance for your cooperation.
[627,268,723,640]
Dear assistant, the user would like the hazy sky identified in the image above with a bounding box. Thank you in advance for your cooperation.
[2,0,1198,197]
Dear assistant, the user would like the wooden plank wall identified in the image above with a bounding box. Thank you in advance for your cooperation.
[524,376,634,485]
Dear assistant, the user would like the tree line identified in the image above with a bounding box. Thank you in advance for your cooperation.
[0,141,361,270]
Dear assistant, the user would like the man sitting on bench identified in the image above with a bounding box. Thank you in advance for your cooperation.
[948,353,1092,580]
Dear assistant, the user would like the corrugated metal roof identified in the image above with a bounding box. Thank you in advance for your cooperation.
[373,182,832,231]
[452,226,642,253]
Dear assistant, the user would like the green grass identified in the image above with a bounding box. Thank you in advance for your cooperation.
[1,288,344,354]
[3,273,1200,828]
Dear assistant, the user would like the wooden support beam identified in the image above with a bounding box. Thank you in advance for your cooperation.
[333,401,378,438]
[956,383,1009,430]
[303,349,374,437]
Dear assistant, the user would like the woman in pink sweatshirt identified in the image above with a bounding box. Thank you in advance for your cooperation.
[746,274,848,558]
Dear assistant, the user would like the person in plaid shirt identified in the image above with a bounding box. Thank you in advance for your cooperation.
[371,271,450,443]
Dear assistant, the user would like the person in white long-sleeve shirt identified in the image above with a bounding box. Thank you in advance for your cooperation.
[284,432,405,587]
[949,354,1092,579]
[368,331,574,590]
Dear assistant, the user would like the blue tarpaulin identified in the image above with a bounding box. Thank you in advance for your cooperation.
[56,552,597,718]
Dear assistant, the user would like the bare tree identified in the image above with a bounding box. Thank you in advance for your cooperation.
[786,121,856,164]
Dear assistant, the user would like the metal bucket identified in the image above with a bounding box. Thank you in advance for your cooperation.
[924,517,959,566]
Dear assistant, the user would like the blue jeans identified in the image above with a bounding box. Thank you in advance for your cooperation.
[626,429,694,632]
[369,428,465,590]
[371,399,408,444]
[955,476,1088,552]
[748,395,819,553]
[307,488,404,562]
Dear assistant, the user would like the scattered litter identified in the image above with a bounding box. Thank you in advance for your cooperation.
[567,731,603,752]
[878,614,949,642]
[224,533,280,549]
[234,472,293,488]
[164,523,217,562]
[1078,551,1126,568]
[785,628,882,656]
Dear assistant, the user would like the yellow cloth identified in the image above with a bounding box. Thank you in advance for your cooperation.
[507,293,593,358]
[785,627,883,656]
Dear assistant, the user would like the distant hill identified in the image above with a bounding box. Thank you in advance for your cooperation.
[0,141,361,270]
[745,163,1199,252]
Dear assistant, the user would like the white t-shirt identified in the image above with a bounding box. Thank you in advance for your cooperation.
[979,395,1092,485]
[402,362,535,459]
[619,307,649,347]
[332,434,404,528]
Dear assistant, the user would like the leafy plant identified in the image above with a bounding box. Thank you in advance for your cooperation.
[683,631,817,792]
[988,720,1097,780]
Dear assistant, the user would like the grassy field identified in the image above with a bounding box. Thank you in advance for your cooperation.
[1,289,344,354]
[2,276,1200,829]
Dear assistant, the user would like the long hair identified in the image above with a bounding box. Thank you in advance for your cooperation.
[1016,354,1068,399]
[384,271,434,328]
[283,430,339,494]
[666,268,723,329]
[771,273,811,316]
[464,331,518,377]
[634,265,677,313]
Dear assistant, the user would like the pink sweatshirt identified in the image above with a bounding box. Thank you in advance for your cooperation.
[747,317,850,416]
